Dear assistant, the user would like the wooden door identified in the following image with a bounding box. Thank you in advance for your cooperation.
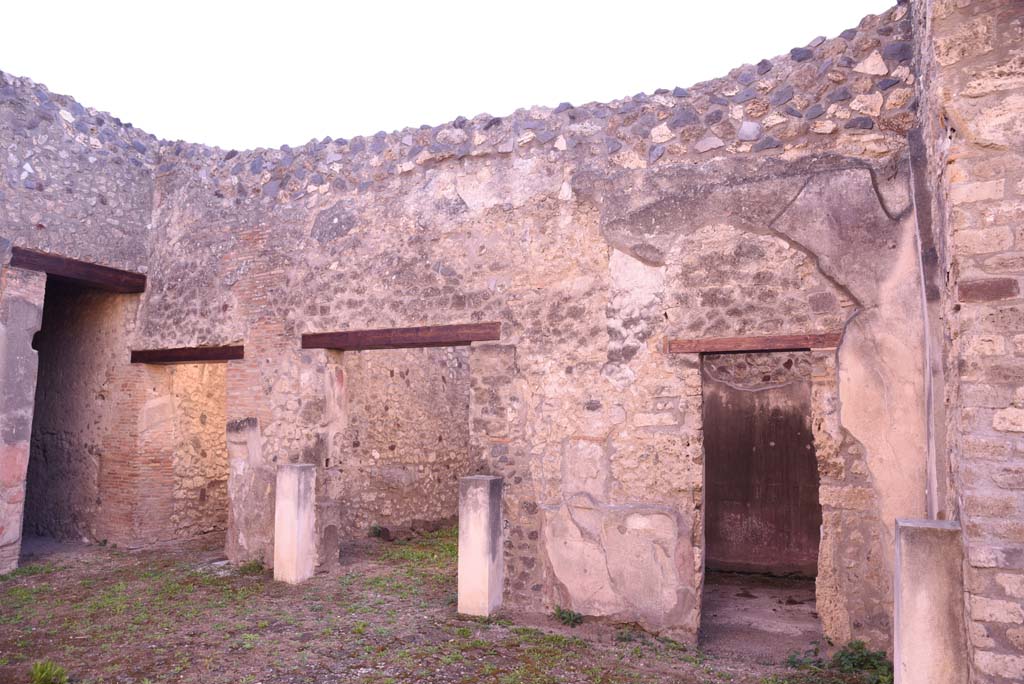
[702,360,821,576]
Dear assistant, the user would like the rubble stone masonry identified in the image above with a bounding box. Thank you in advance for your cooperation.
[0,2,1020,674]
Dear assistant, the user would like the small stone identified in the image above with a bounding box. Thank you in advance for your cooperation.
[737,121,762,141]
[756,59,773,75]
[672,86,689,97]
[553,102,573,114]
[651,123,674,143]
[709,94,729,106]
[648,144,666,163]
[250,158,264,174]
[883,42,914,63]
[791,47,814,62]
[669,108,699,128]
[854,50,889,75]
[762,113,787,128]
[784,105,803,118]
[840,28,858,41]
[693,135,725,153]
[877,77,901,91]
[132,140,147,154]
[838,55,856,68]
[737,71,757,86]
[733,87,757,104]
[845,116,874,129]
[851,92,884,116]
[770,85,794,106]
[811,120,838,134]
[805,103,826,119]
[827,86,852,103]
[606,138,622,154]
[886,88,913,109]
[752,136,781,152]
[705,110,724,125]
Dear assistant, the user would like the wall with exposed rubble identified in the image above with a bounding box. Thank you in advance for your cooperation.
[316,346,472,541]
[0,2,947,650]
[912,0,1024,680]
[169,363,228,538]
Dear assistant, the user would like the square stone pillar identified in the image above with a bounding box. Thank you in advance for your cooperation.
[894,519,968,684]
[0,259,46,574]
[273,463,316,584]
[458,475,503,616]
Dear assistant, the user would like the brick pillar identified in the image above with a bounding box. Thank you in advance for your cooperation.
[0,249,46,573]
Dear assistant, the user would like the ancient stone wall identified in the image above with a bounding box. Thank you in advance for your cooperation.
[912,0,1024,680]
[0,71,155,271]
[0,2,941,651]
[317,346,471,540]
[168,363,228,538]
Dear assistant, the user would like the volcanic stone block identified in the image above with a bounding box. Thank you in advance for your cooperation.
[894,519,968,684]
[273,464,316,585]
[457,475,503,617]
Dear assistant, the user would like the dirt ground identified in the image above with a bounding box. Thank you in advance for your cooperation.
[1,530,873,684]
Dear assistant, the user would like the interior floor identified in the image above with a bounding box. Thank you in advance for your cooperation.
[699,571,821,661]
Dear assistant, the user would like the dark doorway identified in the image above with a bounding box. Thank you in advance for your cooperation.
[23,279,116,542]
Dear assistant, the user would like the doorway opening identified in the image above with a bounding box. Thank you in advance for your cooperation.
[22,279,123,549]
[698,350,823,658]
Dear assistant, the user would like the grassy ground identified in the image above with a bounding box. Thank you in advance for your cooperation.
[0,529,885,684]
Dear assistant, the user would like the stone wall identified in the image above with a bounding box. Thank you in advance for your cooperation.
[0,2,949,652]
[912,0,1024,680]
[317,346,472,540]
[169,363,228,538]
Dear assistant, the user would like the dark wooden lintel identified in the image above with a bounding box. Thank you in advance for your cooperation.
[302,322,502,351]
[666,331,843,354]
[10,246,147,293]
[131,346,244,364]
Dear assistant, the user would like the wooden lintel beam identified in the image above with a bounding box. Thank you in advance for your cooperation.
[10,246,147,294]
[666,331,843,354]
[302,322,502,351]
[131,346,244,364]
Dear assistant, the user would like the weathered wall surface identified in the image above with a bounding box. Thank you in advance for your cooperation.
[125,5,926,644]
[317,346,471,540]
[913,0,1024,680]
[169,363,228,538]
[0,1,944,651]
[0,257,45,573]
[0,71,155,271]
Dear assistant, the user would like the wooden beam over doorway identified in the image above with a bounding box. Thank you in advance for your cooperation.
[666,331,843,354]
[10,246,147,293]
[130,346,245,364]
[301,322,502,351]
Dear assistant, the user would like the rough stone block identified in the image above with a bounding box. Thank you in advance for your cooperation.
[894,519,968,684]
[457,475,503,617]
[273,464,316,585]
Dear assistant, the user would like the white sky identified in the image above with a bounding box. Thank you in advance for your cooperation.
[2,1,893,151]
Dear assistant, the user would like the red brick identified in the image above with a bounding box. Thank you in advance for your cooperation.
[960,278,1021,303]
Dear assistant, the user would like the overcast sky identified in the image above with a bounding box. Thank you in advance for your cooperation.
[2,1,893,150]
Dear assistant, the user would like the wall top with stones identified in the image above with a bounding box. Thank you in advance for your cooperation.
[4,4,916,215]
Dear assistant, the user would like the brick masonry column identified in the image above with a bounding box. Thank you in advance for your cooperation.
[0,245,46,573]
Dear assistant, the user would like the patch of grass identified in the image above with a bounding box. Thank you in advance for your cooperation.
[239,633,259,650]
[237,559,265,576]
[29,660,69,684]
[0,563,56,581]
[552,605,583,627]
[829,641,892,684]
